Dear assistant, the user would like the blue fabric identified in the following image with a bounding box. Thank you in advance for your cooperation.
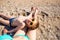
[7,18,15,37]
[0,34,30,40]
[9,18,15,27]
[2,18,16,37]
[16,34,30,40]
[0,34,13,40]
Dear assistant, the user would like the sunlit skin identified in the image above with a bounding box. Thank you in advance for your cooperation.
[0,7,39,40]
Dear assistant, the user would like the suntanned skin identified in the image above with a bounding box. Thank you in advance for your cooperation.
[0,7,39,40]
[0,15,25,33]
[13,7,38,40]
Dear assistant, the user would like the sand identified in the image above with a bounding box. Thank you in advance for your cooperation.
[0,0,60,40]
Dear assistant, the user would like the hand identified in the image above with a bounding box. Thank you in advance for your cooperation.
[3,29,8,34]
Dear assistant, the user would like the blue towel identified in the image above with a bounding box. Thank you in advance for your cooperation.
[0,34,13,40]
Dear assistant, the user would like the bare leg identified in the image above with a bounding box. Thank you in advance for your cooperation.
[0,13,12,20]
[13,29,36,40]
[13,36,26,40]
[27,29,36,40]
[13,30,26,40]
[0,18,10,26]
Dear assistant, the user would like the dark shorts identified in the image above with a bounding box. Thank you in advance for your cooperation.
[9,18,15,27]
[2,18,16,37]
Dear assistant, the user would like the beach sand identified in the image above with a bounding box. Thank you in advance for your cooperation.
[0,0,60,40]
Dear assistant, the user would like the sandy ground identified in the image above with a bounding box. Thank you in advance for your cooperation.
[0,0,60,40]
